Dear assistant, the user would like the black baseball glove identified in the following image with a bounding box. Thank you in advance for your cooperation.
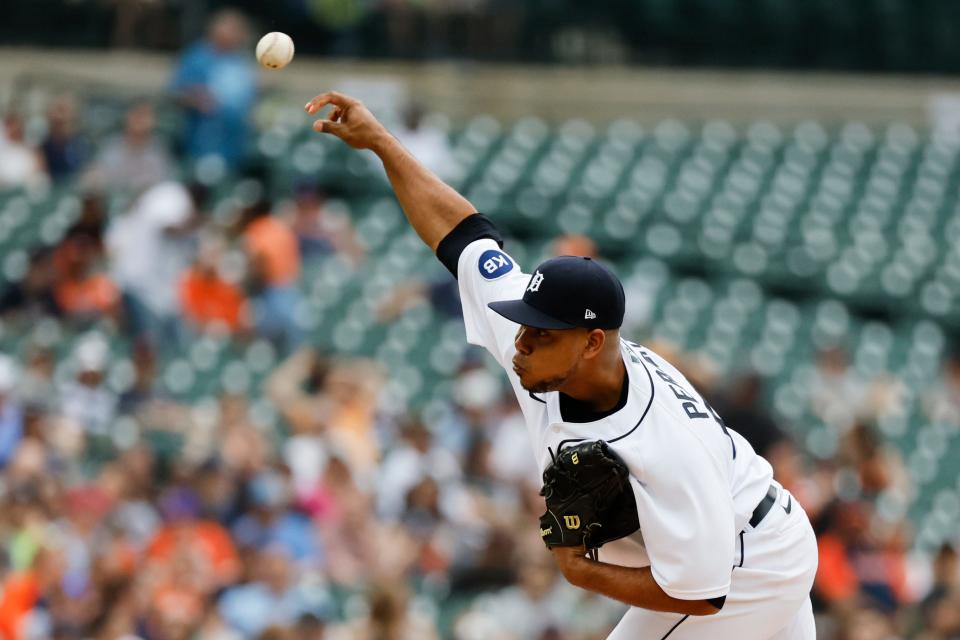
[539,440,640,552]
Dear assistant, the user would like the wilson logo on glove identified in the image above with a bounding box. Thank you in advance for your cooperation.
[564,515,581,529]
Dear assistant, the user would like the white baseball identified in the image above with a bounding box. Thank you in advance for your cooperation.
[256,32,295,70]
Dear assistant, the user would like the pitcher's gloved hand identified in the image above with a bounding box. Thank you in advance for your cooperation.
[539,440,641,552]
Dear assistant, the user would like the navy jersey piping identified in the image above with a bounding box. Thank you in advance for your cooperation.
[660,615,690,639]
[547,347,656,454]
[607,353,656,444]
[738,531,745,568]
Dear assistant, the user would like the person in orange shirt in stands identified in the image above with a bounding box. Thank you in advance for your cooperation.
[179,236,248,335]
[53,235,120,322]
[0,565,40,640]
[146,486,240,589]
[237,199,303,351]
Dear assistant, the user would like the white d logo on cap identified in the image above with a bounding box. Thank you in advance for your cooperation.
[527,271,545,293]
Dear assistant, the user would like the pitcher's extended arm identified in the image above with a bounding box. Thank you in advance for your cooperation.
[305,91,474,251]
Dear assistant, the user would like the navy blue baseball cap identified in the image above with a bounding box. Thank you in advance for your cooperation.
[488,256,625,330]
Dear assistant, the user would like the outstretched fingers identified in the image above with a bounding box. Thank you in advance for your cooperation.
[304,91,356,115]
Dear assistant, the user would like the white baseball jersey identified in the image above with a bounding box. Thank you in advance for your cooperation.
[455,238,818,639]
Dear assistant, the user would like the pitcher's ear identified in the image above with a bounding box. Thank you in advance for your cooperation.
[582,329,607,360]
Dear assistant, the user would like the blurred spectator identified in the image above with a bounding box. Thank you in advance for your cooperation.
[815,500,910,614]
[57,335,118,437]
[0,548,50,640]
[117,342,158,415]
[171,9,256,170]
[312,455,383,587]
[835,606,899,640]
[220,547,332,638]
[838,423,910,501]
[713,372,787,458]
[809,345,876,437]
[238,199,303,350]
[179,235,249,335]
[330,581,438,640]
[41,95,90,182]
[434,363,506,457]
[17,345,57,414]
[377,418,461,521]
[488,400,539,487]
[400,475,453,575]
[457,553,586,640]
[146,486,240,587]
[918,588,960,637]
[267,349,381,504]
[920,544,960,623]
[218,393,272,475]
[809,346,903,436]
[280,183,364,264]
[106,181,206,346]
[268,346,332,437]
[316,359,384,478]
[924,345,960,426]
[393,103,459,182]
[0,112,47,191]
[232,470,320,563]
[67,194,108,252]
[0,355,24,468]
[0,248,59,319]
[295,613,328,640]
[82,101,173,195]
[52,233,120,323]
[551,233,597,259]
[103,446,162,547]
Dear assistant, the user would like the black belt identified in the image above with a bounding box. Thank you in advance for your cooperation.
[749,484,778,528]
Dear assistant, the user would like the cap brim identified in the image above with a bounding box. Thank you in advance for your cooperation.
[487,299,577,329]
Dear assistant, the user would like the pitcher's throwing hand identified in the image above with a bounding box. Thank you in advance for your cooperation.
[304,92,391,151]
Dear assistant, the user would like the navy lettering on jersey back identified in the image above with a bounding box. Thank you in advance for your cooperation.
[640,349,709,420]
[633,343,736,459]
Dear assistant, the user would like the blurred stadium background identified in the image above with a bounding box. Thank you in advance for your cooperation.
[0,1,959,639]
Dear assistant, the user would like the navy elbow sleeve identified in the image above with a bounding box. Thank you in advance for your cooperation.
[435,214,503,277]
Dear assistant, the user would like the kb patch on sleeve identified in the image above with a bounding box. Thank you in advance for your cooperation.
[478,249,514,280]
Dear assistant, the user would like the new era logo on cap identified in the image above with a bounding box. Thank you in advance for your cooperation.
[585,309,596,320]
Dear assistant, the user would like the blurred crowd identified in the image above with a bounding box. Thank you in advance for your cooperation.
[1,8,960,640]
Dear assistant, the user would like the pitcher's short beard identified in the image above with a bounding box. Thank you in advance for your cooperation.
[519,361,580,394]
[523,375,569,394]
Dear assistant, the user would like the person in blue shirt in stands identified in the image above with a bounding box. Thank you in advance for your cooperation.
[171,9,256,171]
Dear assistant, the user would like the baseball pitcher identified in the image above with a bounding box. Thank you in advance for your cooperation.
[305,92,818,639]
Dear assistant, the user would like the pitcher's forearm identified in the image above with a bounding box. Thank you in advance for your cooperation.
[304,91,476,251]
[555,552,720,616]
[372,136,476,252]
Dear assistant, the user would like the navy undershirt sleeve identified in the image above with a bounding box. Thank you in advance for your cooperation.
[435,213,503,278]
